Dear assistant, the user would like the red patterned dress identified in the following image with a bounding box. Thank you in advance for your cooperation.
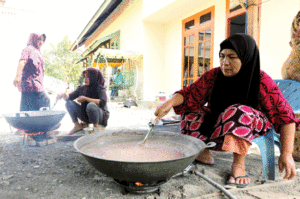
[174,67,300,149]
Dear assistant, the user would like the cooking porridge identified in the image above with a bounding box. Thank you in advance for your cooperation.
[80,140,187,162]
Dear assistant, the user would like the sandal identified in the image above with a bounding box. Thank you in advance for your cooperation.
[226,173,249,188]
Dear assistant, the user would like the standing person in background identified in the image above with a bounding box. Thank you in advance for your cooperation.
[13,33,50,111]
[110,69,124,99]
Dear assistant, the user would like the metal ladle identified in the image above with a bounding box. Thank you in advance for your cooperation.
[139,120,181,146]
[51,99,59,110]
[139,121,156,146]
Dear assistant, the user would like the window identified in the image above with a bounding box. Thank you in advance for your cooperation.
[182,7,214,88]
[226,0,261,44]
[229,0,246,12]
[226,0,247,37]
[229,13,246,35]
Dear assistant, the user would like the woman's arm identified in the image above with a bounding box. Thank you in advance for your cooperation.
[278,123,296,180]
[13,60,27,87]
[77,96,100,106]
[154,93,184,120]
[57,93,69,101]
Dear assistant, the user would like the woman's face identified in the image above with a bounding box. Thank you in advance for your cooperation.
[37,35,45,48]
[83,73,90,86]
[219,49,242,77]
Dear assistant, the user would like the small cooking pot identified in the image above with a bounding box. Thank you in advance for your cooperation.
[74,130,215,183]
[3,107,66,132]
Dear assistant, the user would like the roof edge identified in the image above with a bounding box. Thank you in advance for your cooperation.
[71,0,112,51]
[0,6,34,13]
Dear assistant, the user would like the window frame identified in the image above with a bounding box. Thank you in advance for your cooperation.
[181,6,215,88]
[225,0,262,45]
[225,0,247,37]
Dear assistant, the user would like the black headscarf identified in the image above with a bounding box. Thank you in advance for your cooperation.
[81,68,107,119]
[199,34,261,137]
[83,67,105,95]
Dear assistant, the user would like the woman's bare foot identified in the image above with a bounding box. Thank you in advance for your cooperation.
[91,124,100,134]
[227,153,250,186]
[195,149,215,164]
[80,122,88,129]
[68,122,83,135]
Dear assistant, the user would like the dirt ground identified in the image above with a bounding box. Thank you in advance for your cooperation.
[1,102,300,199]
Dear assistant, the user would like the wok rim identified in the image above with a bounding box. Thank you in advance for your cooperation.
[3,110,67,118]
[3,110,66,132]
[74,130,206,164]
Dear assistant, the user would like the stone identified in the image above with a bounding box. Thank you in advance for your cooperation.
[170,190,182,198]
[182,184,206,198]
[145,196,155,199]
[2,175,13,180]
[0,181,10,186]
[93,175,101,182]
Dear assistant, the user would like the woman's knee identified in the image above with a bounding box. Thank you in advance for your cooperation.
[66,100,75,109]
[86,102,98,111]
[225,104,242,110]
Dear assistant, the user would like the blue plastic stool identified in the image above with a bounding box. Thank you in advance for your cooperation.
[253,79,300,180]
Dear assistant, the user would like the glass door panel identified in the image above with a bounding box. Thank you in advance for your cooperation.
[198,42,204,77]
[183,35,195,87]
[206,28,211,39]
[205,40,211,72]
[183,80,187,88]
[182,7,214,88]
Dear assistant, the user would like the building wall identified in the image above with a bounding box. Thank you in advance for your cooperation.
[86,0,300,101]
[84,0,145,100]
[142,0,300,100]
[86,0,144,53]
[143,0,176,18]
[142,0,227,100]
[259,0,300,79]
[142,22,167,100]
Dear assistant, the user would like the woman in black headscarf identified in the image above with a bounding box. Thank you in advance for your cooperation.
[57,68,109,135]
[155,34,299,187]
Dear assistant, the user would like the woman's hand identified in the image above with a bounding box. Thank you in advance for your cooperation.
[77,96,87,103]
[278,152,296,180]
[13,75,21,88]
[278,123,296,180]
[13,60,26,88]
[154,93,184,122]
[154,101,173,121]
[56,93,68,101]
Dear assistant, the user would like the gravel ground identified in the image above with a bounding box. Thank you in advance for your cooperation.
[1,100,300,199]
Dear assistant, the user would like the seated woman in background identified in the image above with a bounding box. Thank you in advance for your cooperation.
[57,68,109,135]
[155,34,300,188]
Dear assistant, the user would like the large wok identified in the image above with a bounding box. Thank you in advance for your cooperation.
[74,129,215,183]
[3,108,66,132]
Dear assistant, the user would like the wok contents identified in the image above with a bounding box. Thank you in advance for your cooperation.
[80,140,187,162]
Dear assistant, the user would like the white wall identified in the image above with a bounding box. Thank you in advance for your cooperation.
[143,0,300,100]
[92,0,300,101]
[142,22,167,100]
[260,0,300,79]
[143,0,176,18]
[142,0,227,100]
[163,21,182,97]
[91,0,144,53]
